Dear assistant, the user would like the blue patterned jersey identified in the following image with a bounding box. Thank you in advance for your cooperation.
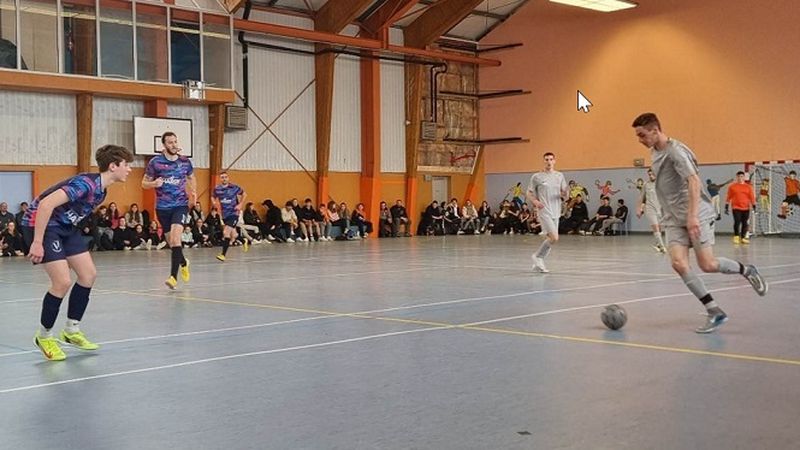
[22,173,106,228]
[213,183,243,218]
[145,154,194,209]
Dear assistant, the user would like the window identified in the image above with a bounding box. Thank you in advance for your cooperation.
[170,9,200,84]
[99,0,133,79]
[202,14,230,88]
[19,0,58,73]
[62,0,97,76]
[135,3,168,83]
[0,0,18,69]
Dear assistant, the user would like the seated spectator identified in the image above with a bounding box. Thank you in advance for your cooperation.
[78,215,95,251]
[351,203,373,238]
[148,220,167,249]
[94,205,114,250]
[559,194,589,234]
[527,208,543,235]
[125,203,144,229]
[493,200,514,234]
[378,201,392,237]
[339,202,352,231]
[580,196,613,235]
[327,201,350,239]
[107,202,121,229]
[297,198,321,241]
[242,202,267,243]
[421,201,444,236]
[237,210,260,245]
[181,224,195,248]
[461,200,479,234]
[262,199,285,242]
[281,201,298,242]
[477,201,492,234]
[390,199,411,237]
[317,204,333,241]
[191,219,211,247]
[0,202,13,231]
[443,199,461,235]
[206,207,223,245]
[112,217,135,250]
[517,203,532,234]
[132,224,152,250]
[1,221,24,256]
[190,202,205,223]
[506,202,522,234]
[597,198,629,235]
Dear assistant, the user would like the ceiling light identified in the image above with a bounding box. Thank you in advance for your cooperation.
[549,0,638,13]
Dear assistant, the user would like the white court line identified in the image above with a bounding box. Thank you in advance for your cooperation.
[0,325,449,395]
[4,277,799,394]
[463,277,800,327]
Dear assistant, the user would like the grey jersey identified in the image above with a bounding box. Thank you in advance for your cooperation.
[651,139,714,227]
[527,170,567,218]
[641,180,661,212]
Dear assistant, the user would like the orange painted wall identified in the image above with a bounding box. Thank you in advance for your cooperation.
[480,0,800,173]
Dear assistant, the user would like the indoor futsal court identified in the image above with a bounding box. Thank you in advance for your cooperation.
[2,0,800,449]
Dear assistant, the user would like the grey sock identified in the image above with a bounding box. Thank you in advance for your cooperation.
[654,231,665,247]
[717,257,742,275]
[535,240,552,259]
[680,271,709,299]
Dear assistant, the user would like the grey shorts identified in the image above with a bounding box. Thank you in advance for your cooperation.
[539,214,559,237]
[644,207,661,226]
[665,220,715,248]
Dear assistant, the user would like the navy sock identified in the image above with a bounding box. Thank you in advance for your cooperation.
[40,292,63,330]
[171,246,181,278]
[222,239,230,256]
[67,283,92,322]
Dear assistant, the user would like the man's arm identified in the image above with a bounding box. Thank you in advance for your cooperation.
[187,173,198,205]
[686,174,702,239]
[237,190,247,212]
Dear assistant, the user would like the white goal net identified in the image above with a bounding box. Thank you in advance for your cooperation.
[749,163,800,236]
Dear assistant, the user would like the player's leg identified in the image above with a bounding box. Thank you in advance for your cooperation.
[34,259,72,360]
[665,228,727,333]
[218,224,232,260]
[712,195,721,219]
[647,209,666,252]
[694,238,767,296]
[732,210,742,243]
[532,215,558,273]
[740,210,751,243]
[61,251,99,350]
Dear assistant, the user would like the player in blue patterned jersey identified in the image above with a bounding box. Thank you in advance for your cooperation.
[142,131,197,289]
[22,145,133,361]
[212,171,247,261]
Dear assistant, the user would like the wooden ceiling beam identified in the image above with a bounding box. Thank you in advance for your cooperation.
[404,0,485,48]
[361,0,418,35]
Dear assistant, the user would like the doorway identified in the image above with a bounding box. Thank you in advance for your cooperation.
[431,176,449,204]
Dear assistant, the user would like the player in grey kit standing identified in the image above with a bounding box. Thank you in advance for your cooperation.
[637,168,667,253]
[632,113,768,333]
[527,152,568,273]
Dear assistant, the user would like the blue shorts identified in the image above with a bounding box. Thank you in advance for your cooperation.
[157,207,190,228]
[223,215,239,228]
[23,226,88,264]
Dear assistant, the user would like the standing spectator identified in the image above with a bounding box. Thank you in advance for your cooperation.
[726,171,756,244]
[1,221,24,256]
[351,203,373,238]
[14,202,28,228]
[390,199,411,237]
[125,203,144,229]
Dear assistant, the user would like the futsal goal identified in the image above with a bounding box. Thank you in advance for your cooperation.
[748,161,800,237]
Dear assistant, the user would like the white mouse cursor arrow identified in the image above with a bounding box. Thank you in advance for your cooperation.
[577,90,592,113]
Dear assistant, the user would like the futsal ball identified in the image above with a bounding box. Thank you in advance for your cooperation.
[601,305,627,330]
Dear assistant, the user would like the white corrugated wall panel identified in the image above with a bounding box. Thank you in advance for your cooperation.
[329,52,361,172]
[380,57,406,173]
[92,97,144,167]
[0,91,76,165]
[168,104,210,169]
[224,14,316,171]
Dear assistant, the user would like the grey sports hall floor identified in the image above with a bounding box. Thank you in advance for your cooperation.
[2,234,799,450]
